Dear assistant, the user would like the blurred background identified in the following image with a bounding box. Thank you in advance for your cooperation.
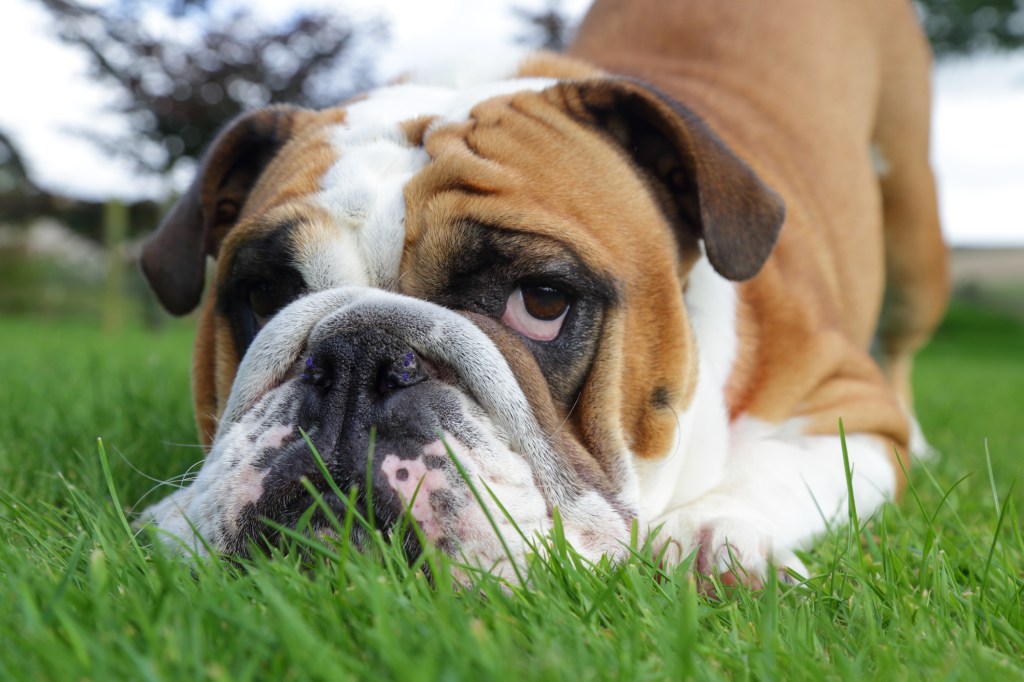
[0,0,1021,329]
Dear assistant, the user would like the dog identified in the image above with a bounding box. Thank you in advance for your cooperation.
[138,0,948,584]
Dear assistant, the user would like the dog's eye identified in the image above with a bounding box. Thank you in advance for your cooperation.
[502,284,570,341]
[522,284,569,320]
[248,282,290,330]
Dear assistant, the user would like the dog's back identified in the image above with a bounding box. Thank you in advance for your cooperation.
[570,0,948,456]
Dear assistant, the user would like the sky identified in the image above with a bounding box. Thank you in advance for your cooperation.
[1,0,1021,246]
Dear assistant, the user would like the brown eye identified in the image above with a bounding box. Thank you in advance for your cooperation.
[502,284,570,342]
[521,284,569,321]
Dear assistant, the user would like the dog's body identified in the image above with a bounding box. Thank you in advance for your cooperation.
[140,0,947,581]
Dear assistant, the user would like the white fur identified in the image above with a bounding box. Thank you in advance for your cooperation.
[633,257,736,519]
[304,76,559,292]
[399,42,533,91]
[907,413,937,460]
[141,386,296,556]
[636,256,898,574]
[343,78,558,132]
[651,417,895,575]
[684,257,740,384]
[307,126,428,292]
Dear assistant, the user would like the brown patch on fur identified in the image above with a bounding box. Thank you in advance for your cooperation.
[462,311,624,499]
[570,0,946,480]
[230,109,348,226]
[188,109,348,445]
[400,116,437,147]
[141,106,331,316]
[400,87,704,472]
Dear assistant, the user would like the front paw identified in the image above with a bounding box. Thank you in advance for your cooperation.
[653,513,806,590]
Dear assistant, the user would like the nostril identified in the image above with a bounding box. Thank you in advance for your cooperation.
[375,350,427,398]
[301,354,334,390]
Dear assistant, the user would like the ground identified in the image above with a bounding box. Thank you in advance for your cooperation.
[0,291,1021,679]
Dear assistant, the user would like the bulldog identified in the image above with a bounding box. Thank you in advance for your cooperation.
[138,0,948,583]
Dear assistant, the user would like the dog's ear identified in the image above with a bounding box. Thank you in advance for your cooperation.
[548,79,785,281]
[140,105,308,315]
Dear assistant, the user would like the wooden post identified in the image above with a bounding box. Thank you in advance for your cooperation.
[102,199,127,333]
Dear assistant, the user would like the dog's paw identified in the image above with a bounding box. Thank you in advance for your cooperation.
[908,413,940,460]
[693,520,807,591]
[653,511,806,591]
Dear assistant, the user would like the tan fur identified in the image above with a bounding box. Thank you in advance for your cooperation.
[570,0,949,480]
[400,89,700,466]
[462,311,626,501]
[171,0,946,495]
[139,0,950,578]
[191,111,348,443]
[192,300,220,444]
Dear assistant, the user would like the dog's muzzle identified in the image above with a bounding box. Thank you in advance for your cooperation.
[140,288,632,576]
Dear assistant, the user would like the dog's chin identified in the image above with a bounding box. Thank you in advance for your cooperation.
[140,287,633,577]
[141,382,549,574]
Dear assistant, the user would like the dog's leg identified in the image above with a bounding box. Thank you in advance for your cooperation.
[872,4,949,457]
[653,419,896,587]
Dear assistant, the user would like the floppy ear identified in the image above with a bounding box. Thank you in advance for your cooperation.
[548,79,785,281]
[140,105,308,315]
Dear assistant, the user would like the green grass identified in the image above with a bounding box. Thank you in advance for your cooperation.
[1,303,1021,680]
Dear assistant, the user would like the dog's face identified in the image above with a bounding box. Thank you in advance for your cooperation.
[140,58,783,576]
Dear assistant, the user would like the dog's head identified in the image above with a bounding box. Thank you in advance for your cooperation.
[139,56,783,575]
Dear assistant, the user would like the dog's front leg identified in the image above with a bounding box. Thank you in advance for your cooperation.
[650,422,898,588]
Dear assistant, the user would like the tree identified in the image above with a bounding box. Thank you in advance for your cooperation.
[514,1,574,51]
[33,0,384,187]
[917,0,1024,55]
[0,129,38,199]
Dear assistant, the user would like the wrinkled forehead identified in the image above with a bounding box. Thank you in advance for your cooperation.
[345,77,559,131]
[219,77,561,286]
[254,75,564,213]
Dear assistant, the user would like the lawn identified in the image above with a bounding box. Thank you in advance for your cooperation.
[1,302,1021,680]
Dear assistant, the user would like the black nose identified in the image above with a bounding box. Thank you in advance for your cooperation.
[254,329,449,554]
[300,329,429,415]
[375,348,428,397]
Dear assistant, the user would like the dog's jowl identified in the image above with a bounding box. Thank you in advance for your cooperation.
[139,0,948,584]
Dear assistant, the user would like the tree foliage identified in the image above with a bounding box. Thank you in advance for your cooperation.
[0,130,36,197]
[514,1,573,51]
[917,0,1024,54]
[27,0,1023,194]
[34,0,384,182]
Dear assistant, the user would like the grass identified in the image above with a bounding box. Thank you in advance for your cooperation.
[0,302,1021,680]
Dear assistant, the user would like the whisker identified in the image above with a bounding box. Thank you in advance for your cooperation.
[557,390,584,433]
[114,444,202,486]
[130,455,206,509]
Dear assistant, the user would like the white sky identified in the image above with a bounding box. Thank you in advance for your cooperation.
[1,0,1022,246]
